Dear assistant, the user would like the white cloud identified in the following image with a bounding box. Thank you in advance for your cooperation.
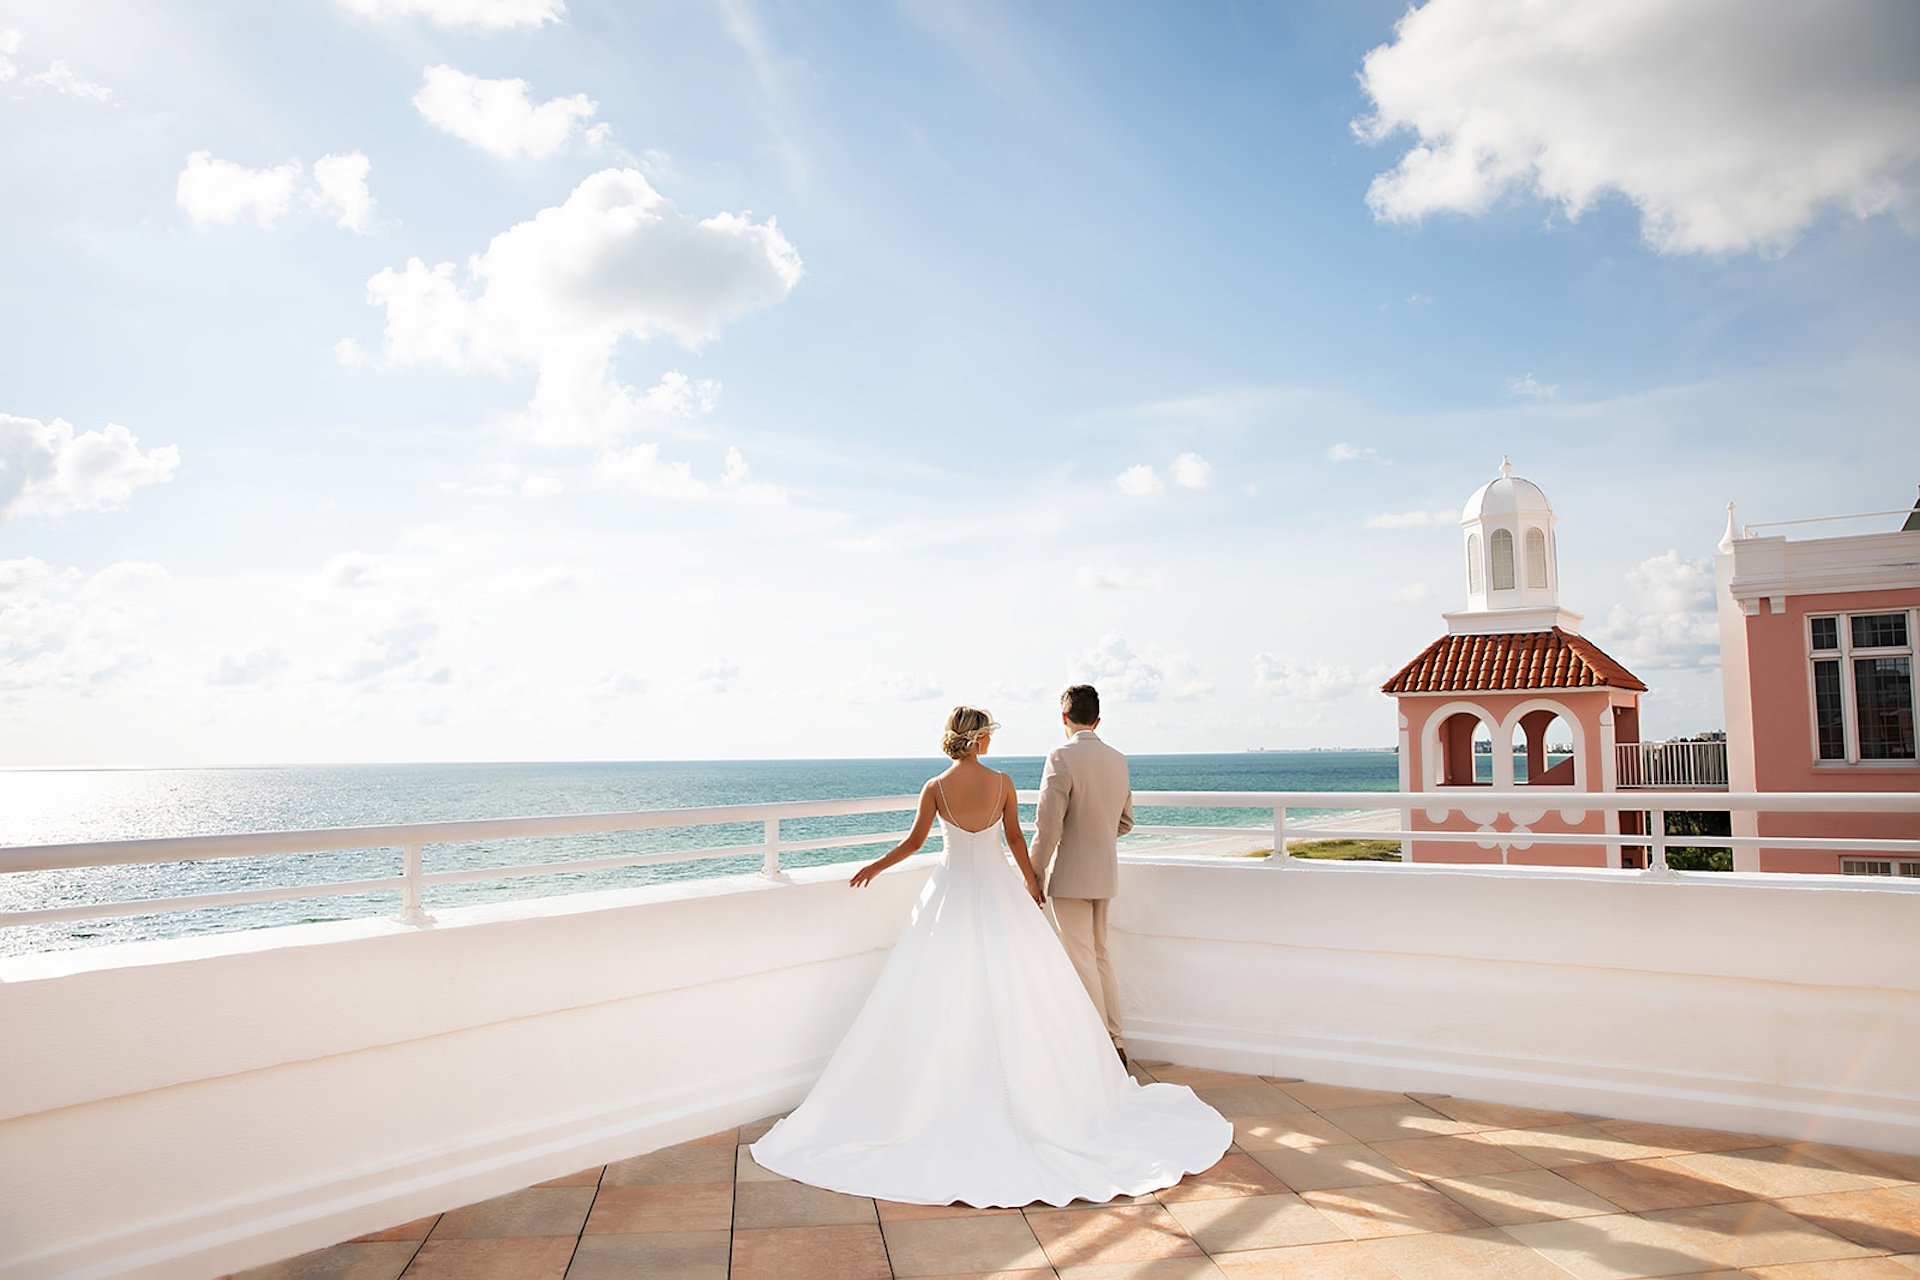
[28,59,113,102]
[0,558,164,694]
[1115,464,1162,498]
[694,661,739,695]
[214,648,290,686]
[1171,452,1210,490]
[1592,550,1720,671]
[340,618,441,683]
[1406,292,1432,306]
[0,29,20,82]
[412,65,599,160]
[1073,566,1164,593]
[519,362,720,448]
[594,442,706,499]
[1251,653,1366,700]
[1068,634,1210,703]
[1327,442,1386,463]
[0,413,179,521]
[1365,509,1455,529]
[843,670,945,703]
[176,151,302,228]
[339,0,564,29]
[307,152,376,232]
[1507,373,1558,401]
[334,337,368,367]
[1355,0,1920,256]
[362,172,801,432]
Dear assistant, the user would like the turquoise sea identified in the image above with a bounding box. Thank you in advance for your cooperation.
[0,752,1397,957]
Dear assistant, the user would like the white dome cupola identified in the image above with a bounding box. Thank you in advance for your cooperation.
[1445,457,1583,636]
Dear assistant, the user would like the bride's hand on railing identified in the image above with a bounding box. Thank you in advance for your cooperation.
[849,862,882,889]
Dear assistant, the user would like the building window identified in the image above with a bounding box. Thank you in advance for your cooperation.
[1808,612,1917,764]
[1525,528,1548,589]
[1466,533,1483,595]
[1840,858,1920,877]
[1489,529,1515,591]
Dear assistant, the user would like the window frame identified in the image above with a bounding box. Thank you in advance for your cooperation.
[1840,858,1920,877]
[1489,528,1515,592]
[1805,608,1918,767]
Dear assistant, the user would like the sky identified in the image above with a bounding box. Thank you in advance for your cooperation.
[2,0,1917,766]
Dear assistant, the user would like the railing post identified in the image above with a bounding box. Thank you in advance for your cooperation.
[397,843,434,925]
[1271,806,1292,866]
[1646,808,1674,876]
[761,818,784,879]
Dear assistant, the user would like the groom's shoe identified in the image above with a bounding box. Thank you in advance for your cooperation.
[1115,1045,1129,1068]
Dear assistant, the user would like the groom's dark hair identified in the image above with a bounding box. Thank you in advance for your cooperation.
[1062,684,1100,726]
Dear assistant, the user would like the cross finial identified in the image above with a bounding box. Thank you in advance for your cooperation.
[1499,455,1512,479]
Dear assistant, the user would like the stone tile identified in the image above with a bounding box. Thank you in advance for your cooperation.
[1053,1261,1223,1279]
[733,1178,878,1228]
[1366,1134,1543,1179]
[1361,1225,1579,1279]
[1745,1261,1920,1279]
[738,1112,789,1143]
[347,1215,438,1243]
[1789,1143,1920,1184]
[602,1140,734,1186]
[1641,1201,1880,1270]
[1503,1213,1738,1280]
[1027,1203,1205,1267]
[933,1271,1057,1280]
[1231,1115,1359,1152]
[1557,1157,1753,1212]
[1666,1149,1896,1200]
[683,1125,738,1146]
[1315,1102,1478,1142]
[1030,1193,1161,1211]
[1777,1187,1920,1254]
[1157,1154,1293,1203]
[1426,1167,1624,1226]
[399,1237,575,1280]
[533,1166,603,1188]
[1297,1181,1491,1240]
[736,1143,784,1183]
[1275,1083,1413,1112]
[1246,1144,1417,1193]
[1193,1082,1314,1118]
[1414,1096,1580,1130]
[1160,1192,1347,1253]
[1207,1240,1398,1279]
[729,1223,893,1280]
[563,1230,729,1280]
[1590,1118,1777,1154]
[428,1187,594,1239]
[235,1241,419,1280]
[1479,1123,1671,1168]
[582,1182,732,1234]
[877,1199,1026,1221]
[881,1214,1051,1275]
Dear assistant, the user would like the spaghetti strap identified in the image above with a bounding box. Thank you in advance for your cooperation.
[935,774,1001,836]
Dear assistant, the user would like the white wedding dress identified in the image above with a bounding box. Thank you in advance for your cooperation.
[750,805,1232,1207]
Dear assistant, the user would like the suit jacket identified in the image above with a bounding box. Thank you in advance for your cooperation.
[1030,730,1135,900]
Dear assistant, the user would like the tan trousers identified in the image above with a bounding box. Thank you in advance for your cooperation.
[1048,896,1123,1048]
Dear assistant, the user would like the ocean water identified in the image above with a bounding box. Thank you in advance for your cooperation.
[0,752,1397,957]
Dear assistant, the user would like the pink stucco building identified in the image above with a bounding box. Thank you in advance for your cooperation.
[1382,461,1653,867]
[1715,494,1920,874]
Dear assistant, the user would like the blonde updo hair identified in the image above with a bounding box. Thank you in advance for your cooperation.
[940,706,997,759]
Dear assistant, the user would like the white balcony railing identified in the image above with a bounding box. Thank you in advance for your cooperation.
[1615,739,1730,788]
[5,788,1919,941]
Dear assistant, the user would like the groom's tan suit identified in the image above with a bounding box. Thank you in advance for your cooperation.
[1031,729,1135,1049]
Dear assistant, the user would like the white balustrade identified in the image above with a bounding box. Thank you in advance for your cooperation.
[1615,740,1730,788]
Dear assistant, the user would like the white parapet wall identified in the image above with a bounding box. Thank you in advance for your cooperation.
[2,856,1917,1278]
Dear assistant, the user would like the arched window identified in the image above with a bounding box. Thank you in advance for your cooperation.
[1490,529,1515,591]
[1466,533,1483,594]
[1526,528,1549,589]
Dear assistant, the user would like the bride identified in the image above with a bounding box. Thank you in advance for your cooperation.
[750,706,1231,1208]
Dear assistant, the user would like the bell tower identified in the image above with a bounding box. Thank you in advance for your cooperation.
[1450,456,1581,635]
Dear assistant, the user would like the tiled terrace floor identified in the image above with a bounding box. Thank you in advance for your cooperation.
[233,1064,1920,1280]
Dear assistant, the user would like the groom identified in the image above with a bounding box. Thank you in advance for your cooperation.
[1031,684,1136,1064]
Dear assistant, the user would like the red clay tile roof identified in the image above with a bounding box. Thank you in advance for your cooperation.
[1381,628,1647,694]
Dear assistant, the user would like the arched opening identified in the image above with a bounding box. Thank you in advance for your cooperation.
[1435,710,1493,786]
[1525,528,1549,589]
[1512,709,1576,785]
[1490,528,1515,591]
[1466,532,1483,595]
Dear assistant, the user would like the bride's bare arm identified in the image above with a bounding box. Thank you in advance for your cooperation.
[1001,774,1045,905]
[850,783,939,888]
